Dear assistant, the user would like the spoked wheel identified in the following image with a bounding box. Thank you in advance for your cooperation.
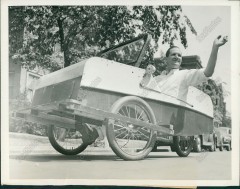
[48,125,88,155]
[106,96,157,160]
[173,136,194,157]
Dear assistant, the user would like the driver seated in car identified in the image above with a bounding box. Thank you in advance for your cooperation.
[141,35,228,103]
[82,35,228,145]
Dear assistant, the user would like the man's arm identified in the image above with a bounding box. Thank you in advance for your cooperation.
[204,35,228,77]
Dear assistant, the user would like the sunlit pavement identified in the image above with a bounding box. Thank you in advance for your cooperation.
[9,133,232,180]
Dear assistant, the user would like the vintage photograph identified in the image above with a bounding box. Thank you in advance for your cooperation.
[2,0,239,187]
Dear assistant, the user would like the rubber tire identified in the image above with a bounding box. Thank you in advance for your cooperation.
[214,138,217,151]
[226,144,230,151]
[173,136,194,157]
[106,96,157,161]
[170,145,176,152]
[209,138,216,152]
[193,136,202,153]
[209,141,216,152]
[219,143,223,151]
[48,125,88,155]
[151,143,158,152]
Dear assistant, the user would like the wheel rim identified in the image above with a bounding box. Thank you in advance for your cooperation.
[52,126,84,151]
[112,103,153,156]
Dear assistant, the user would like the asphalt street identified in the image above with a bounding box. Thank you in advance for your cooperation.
[9,133,232,180]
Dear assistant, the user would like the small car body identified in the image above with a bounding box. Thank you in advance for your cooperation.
[215,126,231,151]
[15,34,214,160]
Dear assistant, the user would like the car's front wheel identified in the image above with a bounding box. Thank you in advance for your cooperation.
[106,96,157,160]
[219,140,224,151]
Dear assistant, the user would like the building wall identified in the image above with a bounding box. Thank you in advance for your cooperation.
[9,58,43,101]
[9,58,21,99]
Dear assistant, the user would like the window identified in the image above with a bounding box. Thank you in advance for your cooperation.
[101,39,145,65]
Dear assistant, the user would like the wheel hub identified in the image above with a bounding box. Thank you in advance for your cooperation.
[127,124,138,133]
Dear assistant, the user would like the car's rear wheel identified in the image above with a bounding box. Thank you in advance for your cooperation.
[226,144,231,151]
[209,141,216,152]
[193,136,201,153]
[48,125,88,155]
[106,96,157,160]
[173,136,194,157]
[209,136,216,152]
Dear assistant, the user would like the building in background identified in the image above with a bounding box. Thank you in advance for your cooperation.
[9,58,46,101]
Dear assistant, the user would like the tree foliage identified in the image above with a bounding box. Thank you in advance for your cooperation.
[9,7,25,55]
[9,6,197,71]
[197,80,229,126]
[222,116,231,128]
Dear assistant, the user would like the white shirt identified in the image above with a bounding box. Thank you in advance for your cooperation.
[145,68,208,102]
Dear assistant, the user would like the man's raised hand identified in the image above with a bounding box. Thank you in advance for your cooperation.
[214,35,228,47]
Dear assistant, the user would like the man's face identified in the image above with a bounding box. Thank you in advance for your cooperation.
[166,47,182,70]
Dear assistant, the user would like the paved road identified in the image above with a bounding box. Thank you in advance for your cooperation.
[9,133,232,180]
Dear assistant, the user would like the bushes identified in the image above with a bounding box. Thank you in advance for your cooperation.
[9,93,48,136]
[9,117,47,136]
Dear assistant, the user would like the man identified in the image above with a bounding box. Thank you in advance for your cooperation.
[141,35,228,103]
[80,35,228,144]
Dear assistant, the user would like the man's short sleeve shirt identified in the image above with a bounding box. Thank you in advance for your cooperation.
[153,68,208,101]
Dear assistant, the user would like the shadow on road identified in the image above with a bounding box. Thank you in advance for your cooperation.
[10,153,177,162]
[147,155,179,159]
[10,154,118,162]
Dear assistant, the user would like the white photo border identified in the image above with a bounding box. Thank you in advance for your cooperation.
[1,0,239,186]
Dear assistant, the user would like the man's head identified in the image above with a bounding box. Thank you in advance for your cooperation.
[165,46,182,71]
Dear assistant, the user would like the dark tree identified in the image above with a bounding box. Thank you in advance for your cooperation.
[9,6,197,71]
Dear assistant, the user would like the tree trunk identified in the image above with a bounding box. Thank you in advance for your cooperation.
[63,49,71,67]
[57,17,71,67]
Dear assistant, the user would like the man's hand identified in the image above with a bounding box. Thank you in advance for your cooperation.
[145,64,156,75]
[213,35,228,48]
[140,64,156,87]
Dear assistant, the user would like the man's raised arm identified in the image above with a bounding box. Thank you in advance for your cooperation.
[204,35,228,77]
